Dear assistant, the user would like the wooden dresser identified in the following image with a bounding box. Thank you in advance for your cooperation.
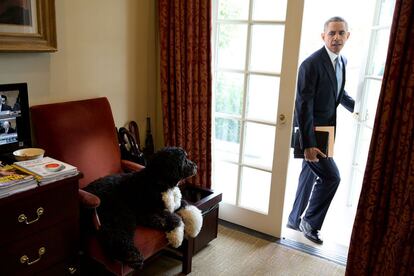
[181,184,222,253]
[0,175,81,275]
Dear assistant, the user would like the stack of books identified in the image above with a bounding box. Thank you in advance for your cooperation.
[0,164,38,198]
[14,157,79,185]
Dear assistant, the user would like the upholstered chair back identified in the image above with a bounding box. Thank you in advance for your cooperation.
[30,97,122,188]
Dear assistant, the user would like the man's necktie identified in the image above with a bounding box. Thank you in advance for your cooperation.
[335,57,342,99]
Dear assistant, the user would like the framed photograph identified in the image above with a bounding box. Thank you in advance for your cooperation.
[0,0,57,52]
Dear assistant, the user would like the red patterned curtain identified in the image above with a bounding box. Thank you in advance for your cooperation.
[158,0,212,188]
[346,0,414,275]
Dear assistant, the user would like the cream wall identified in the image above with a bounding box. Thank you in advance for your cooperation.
[0,0,161,148]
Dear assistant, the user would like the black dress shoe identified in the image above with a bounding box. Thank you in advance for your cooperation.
[299,220,323,244]
[286,221,301,232]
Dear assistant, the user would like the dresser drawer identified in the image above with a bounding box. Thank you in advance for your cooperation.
[0,179,78,246]
[181,184,222,254]
[35,258,79,276]
[0,218,79,276]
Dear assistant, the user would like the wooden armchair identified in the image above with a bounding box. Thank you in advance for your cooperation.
[30,97,193,275]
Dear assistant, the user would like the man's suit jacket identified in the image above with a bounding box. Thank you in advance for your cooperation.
[0,104,12,112]
[293,46,355,149]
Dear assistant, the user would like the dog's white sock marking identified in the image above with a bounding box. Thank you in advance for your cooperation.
[166,220,184,248]
[161,188,175,212]
[172,186,182,211]
[162,187,182,212]
[177,205,203,238]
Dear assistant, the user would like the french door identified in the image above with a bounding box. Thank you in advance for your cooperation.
[212,0,304,237]
[346,0,395,207]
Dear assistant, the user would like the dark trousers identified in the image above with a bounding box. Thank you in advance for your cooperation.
[288,158,340,230]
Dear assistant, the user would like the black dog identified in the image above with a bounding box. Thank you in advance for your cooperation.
[82,147,202,269]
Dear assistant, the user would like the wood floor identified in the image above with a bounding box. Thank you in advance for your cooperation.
[135,224,345,276]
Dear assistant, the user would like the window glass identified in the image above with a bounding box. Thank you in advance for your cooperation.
[252,0,287,21]
[367,29,391,77]
[249,24,285,73]
[214,161,239,204]
[246,74,280,122]
[217,24,248,70]
[215,118,241,162]
[377,0,395,26]
[215,72,244,115]
[243,122,275,169]
[240,167,271,213]
[218,0,249,20]
[364,79,382,128]
[355,127,373,171]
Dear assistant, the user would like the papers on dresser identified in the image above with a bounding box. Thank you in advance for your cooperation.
[0,164,38,198]
[14,157,79,185]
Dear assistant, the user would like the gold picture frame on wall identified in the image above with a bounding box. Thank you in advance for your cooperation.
[0,0,57,52]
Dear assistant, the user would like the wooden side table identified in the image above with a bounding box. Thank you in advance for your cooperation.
[180,184,222,254]
[0,175,81,275]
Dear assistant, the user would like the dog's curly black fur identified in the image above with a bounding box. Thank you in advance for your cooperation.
[82,147,197,269]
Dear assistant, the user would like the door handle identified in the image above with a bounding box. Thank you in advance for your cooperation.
[279,114,287,125]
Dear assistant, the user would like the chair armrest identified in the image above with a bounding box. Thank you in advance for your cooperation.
[79,189,101,208]
[121,159,145,172]
[79,189,102,230]
[91,209,101,230]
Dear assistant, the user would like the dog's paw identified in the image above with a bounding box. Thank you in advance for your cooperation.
[177,205,203,238]
[124,250,144,270]
[166,220,184,248]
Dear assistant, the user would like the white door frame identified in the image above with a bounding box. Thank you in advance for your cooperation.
[216,0,305,237]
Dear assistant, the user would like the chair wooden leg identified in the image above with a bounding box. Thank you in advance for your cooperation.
[181,237,194,275]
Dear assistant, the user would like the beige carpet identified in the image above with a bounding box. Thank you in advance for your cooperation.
[136,225,345,276]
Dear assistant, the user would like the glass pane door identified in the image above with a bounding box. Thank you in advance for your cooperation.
[212,0,304,236]
[347,0,395,206]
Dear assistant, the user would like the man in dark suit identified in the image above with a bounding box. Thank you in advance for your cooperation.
[0,120,15,134]
[287,16,355,244]
[0,95,12,112]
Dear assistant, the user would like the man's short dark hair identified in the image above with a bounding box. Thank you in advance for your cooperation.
[324,16,348,31]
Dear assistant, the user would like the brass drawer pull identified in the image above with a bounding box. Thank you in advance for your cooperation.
[20,247,46,266]
[18,207,44,224]
[68,267,77,274]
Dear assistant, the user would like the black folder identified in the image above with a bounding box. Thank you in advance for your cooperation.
[292,128,330,159]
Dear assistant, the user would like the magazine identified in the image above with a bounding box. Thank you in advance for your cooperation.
[0,181,38,199]
[0,164,37,198]
[14,157,79,185]
[0,164,36,187]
